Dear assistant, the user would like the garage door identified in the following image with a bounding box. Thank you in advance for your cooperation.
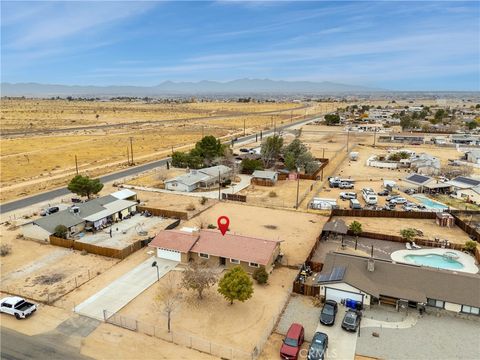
[325,287,364,304]
[157,248,181,262]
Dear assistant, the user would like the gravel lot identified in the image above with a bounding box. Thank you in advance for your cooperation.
[357,311,480,360]
[276,295,321,342]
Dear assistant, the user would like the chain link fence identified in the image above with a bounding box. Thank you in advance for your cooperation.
[103,309,254,359]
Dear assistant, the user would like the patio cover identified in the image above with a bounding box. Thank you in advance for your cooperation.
[322,219,348,234]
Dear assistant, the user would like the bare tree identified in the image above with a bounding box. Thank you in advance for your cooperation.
[155,273,182,333]
[182,262,218,300]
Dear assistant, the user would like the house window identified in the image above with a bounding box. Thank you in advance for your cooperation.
[230,259,240,264]
[461,305,480,315]
[427,298,444,308]
[249,262,260,268]
[199,253,209,259]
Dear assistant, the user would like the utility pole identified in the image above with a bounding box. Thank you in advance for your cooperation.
[295,168,300,209]
[256,133,258,142]
[127,146,130,165]
[373,127,377,147]
[260,130,263,141]
[75,155,79,175]
[129,137,134,165]
[290,110,293,123]
[243,118,246,137]
[346,128,350,152]
[218,171,221,200]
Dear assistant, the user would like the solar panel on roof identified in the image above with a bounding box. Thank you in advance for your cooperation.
[455,177,480,186]
[407,174,430,184]
[316,266,346,283]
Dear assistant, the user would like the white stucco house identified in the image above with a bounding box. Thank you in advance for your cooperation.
[164,165,232,192]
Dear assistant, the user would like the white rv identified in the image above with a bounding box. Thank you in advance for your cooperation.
[361,188,378,205]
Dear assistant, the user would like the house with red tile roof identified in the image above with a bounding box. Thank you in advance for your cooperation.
[149,229,281,273]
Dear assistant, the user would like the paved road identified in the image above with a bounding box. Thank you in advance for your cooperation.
[74,257,177,321]
[0,327,91,360]
[0,116,320,214]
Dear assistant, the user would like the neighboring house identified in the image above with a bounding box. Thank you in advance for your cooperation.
[466,150,480,165]
[410,153,441,176]
[21,193,138,241]
[149,229,281,273]
[111,188,138,201]
[451,134,480,145]
[447,176,480,191]
[403,173,435,191]
[455,186,480,205]
[164,165,232,192]
[251,170,278,186]
[316,252,480,315]
[378,135,424,144]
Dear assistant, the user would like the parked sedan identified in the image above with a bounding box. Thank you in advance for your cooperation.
[390,197,407,204]
[280,323,305,360]
[340,192,357,200]
[341,310,361,332]
[320,300,338,326]
[377,189,389,196]
[307,332,328,360]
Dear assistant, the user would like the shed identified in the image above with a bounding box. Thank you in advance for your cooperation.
[251,170,278,186]
[436,213,455,227]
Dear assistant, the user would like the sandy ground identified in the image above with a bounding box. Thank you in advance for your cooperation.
[1,228,118,302]
[239,178,316,209]
[182,202,329,266]
[336,216,472,245]
[1,101,335,202]
[81,322,217,360]
[119,267,298,354]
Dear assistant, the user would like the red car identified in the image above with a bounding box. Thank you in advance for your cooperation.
[280,323,305,360]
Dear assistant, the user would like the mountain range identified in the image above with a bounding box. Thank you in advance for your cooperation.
[1,79,384,97]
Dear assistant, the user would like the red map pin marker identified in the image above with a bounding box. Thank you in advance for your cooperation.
[217,216,230,236]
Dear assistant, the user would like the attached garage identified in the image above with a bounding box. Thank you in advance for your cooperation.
[156,248,182,262]
[325,286,364,304]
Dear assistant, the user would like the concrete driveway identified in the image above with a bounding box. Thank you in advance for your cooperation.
[315,307,358,360]
[74,257,177,321]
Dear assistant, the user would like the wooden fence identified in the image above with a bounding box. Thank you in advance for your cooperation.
[137,206,188,220]
[332,208,437,219]
[298,158,329,180]
[292,282,320,297]
[251,178,275,187]
[222,193,247,202]
[449,211,480,242]
[49,235,146,259]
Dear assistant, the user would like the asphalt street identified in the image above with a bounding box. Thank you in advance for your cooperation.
[0,116,320,214]
[0,327,91,360]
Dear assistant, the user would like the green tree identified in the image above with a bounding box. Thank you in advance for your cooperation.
[284,139,308,159]
[240,158,263,173]
[400,228,417,243]
[193,135,225,164]
[324,114,340,125]
[67,175,103,199]
[284,152,296,171]
[463,240,477,254]
[434,109,446,121]
[252,266,269,285]
[54,225,68,239]
[217,266,254,305]
[467,121,477,130]
[261,135,283,168]
[400,116,420,130]
[349,221,362,250]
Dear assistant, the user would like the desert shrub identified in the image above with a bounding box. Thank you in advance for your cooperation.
[199,196,208,205]
[186,203,196,211]
[252,266,269,284]
[207,224,216,229]
[81,249,88,256]
[269,191,277,198]
[463,240,477,254]
[54,225,68,239]
[0,244,12,257]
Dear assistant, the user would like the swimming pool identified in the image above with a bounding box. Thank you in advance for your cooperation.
[391,248,479,274]
[412,194,448,211]
[403,254,463,270]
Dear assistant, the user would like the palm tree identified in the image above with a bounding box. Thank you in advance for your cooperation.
[349,221,363,250]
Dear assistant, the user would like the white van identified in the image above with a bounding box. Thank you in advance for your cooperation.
[349,199,362,209]
[361,188,378,205]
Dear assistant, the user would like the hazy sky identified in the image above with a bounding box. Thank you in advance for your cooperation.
[1,1,479,90]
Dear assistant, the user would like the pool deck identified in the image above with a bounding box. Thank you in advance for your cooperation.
[391,248,479,274]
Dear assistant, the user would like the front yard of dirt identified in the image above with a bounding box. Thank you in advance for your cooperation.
[118,267,298,356]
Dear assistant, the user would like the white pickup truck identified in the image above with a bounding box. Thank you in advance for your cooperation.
[0,296,37,319]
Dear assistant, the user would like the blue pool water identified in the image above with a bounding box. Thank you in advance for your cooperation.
[412,195,448,210]
[404,254,463,270]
